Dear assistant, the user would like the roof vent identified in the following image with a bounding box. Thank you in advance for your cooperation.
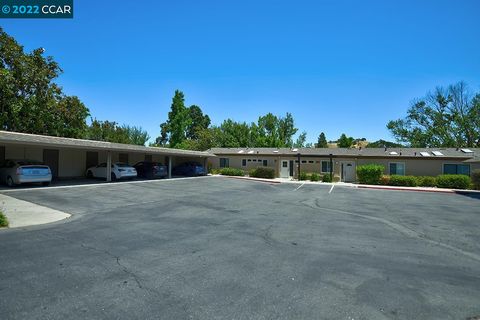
[273,150,279,153]
[432,151,444,156]
[389,151,398,155]
[292,148,298,152]
[461,148,473,153]
[237,150,244,153]
[247,150,254,154]
[420,152,431,157]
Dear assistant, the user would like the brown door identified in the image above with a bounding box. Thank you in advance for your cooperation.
[86,151,98,170]
[119,153,129,164]
[0,146,5,163]
[43,149,59,179]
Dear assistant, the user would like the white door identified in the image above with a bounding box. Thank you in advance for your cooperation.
[280,160,290,178]
[341,161,356,182]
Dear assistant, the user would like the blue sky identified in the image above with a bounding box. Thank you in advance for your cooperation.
[2,0,479,144]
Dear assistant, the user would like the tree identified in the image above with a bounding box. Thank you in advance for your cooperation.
[316,132,328,148]
[294,131,307,148]
[186,105,210,140]
[0,27,90,137]
[337,133,354,148]
[387,82,480,147]
[121,125,150,146]
[366,139,403,148]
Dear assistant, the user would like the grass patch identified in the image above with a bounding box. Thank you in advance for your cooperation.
[0,210,9,228]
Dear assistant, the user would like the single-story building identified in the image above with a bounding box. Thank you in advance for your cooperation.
[208,147,480,182]
[0,131,213,182]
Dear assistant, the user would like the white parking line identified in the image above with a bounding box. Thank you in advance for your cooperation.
[294,182,305,191]
[0,175,212,193]
[328,184,335,194]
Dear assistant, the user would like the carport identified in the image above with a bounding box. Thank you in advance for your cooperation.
[0,131,213,182]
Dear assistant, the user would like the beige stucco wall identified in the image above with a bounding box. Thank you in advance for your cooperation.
[212,154,480,179]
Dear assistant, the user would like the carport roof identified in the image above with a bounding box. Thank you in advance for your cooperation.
[0,130,212,157]
[208,147,479,159]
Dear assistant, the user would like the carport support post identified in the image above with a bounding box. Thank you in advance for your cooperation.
[329,154,333,181]
[297,153,301,180]
[168,156,172,179]
[106,151,112,182]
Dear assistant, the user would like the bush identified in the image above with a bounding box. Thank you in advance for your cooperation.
[0,211,8,228]
[388,175,418,187]
[417,176,437,187]
[310,172,320,182]
[379,175,390,185]
[436,174,471,189]
[210,168,221,174]
[219,167,244,176]
[356,164,384,184]
[322,174,332,182]
[249,167,275,179]
[299,171,309,181]
[472,170,480,190]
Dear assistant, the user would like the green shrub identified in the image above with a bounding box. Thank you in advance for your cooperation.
[417,176,437,187]
[379,175,390,185]
[219,167,244,176]
[472,170,480,190]
[0,211,8,228]
[436,174,471,189]
[299,171,309,181]
[310,172,320,182]
[388,175,418,187]
[356,164,384,184]
[210,168,221,174]
[322,174,332,182]
[249,167,275,179]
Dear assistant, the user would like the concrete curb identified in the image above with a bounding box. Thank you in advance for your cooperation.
[0,194,71,229]
[214,175,281,184]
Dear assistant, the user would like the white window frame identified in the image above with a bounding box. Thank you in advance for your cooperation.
[442,163,470,175]
[219,158,229,168]
[321,160,332,173]
[389,162,406,175]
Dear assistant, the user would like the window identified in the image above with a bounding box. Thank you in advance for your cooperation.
[301,160,307,164]
[282,161,288,167]
[389,162,405,175]
[219,158,229,168]
[263,160,268,166]
[242,159,246,166]
[247,159,252,162]
[252,159,257,162]
[443,164,470,175]
[308,160,314,164]
[321,161,331,173]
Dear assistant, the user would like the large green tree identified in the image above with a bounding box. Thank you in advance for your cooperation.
[316,132,328,148]
[0,27,90,138]
[337,133,354,148]
[87,119,150,146]
[387,82,480,147]
[294,131,307,148]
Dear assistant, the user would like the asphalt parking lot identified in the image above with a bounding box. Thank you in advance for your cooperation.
[0,177,479,320]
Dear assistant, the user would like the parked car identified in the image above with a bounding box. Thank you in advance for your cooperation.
[0,159,52,187]
[133,161,168,179]
[172,161,206,176]
[86,162,137,181]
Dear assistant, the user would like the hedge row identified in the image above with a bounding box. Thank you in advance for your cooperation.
[381,174,472,189]
[219,167,245,176]
[299,172,332,182]
[249,167,275,179]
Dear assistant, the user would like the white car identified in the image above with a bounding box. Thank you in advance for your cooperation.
[86,162,137,181]
[0,159,52,187]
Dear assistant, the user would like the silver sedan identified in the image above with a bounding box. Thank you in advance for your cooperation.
[0,159,52,187]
